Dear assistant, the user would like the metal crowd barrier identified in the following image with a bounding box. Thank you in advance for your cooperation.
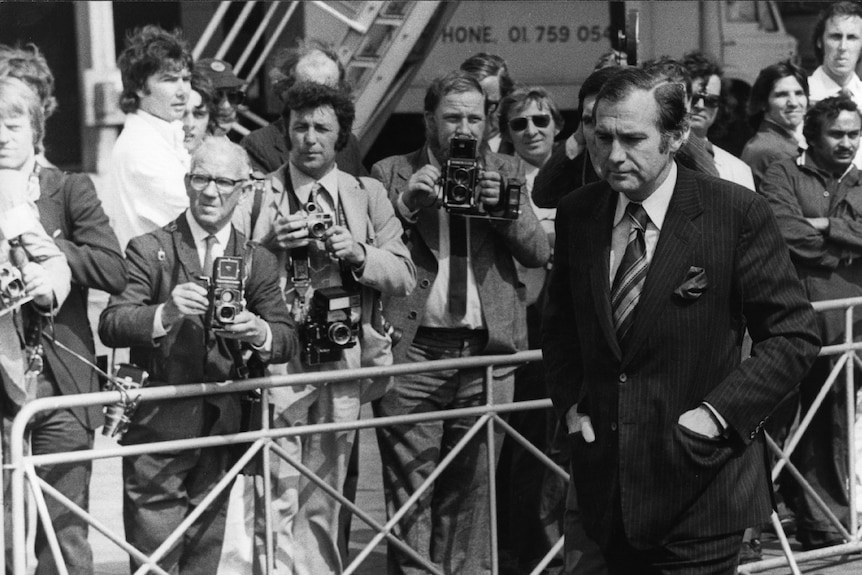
[3,349,567,575]
[740,296,862,574]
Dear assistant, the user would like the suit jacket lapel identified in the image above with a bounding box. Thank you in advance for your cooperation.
[405,147,440,254]
[590,188,621,360]
[337,171,368,242]
[622,168,703,365]
[172,214,204,280]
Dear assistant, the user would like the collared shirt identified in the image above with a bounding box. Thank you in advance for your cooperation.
[104,110,191,249]
[421,149,485,329]
[610,162,677,283]
[288,161,341,214]
[808,66,862,106]
[711,142,755,192]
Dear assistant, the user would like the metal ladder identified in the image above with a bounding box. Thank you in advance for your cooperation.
[192,1,455,150]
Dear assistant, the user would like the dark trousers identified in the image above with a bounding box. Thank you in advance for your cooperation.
[30,369,94,575]
[123,404,232,575]
[604,493,743,575]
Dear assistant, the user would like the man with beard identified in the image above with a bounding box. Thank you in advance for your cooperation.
[371,71,550,574]
[760,93,862,550]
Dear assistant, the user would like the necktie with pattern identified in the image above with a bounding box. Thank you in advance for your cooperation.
[611,202,650,344]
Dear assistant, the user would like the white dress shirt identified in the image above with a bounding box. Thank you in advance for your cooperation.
[610,162,677,284]
[419,149,485,329]
[104,110,191,250]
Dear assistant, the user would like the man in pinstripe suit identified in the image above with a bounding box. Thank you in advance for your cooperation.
[542,67,820,573]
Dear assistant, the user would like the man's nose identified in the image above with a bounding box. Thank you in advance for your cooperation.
[608,139,625,163]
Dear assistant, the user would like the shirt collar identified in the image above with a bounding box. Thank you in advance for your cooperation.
[797,150,857,183]
[812,66,862,96]
[288,161,339,205]
[185,209,232,247]
[135,109,186,151]
[614,161,677,231]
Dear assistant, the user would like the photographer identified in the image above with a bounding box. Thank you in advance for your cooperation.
[370,71,550,575]
[232,81,414,574]
[98,137,297,575]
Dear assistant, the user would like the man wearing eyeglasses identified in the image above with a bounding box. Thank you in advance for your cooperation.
[195,58,245,138]
[682,51,755,191]
[99,137,298,575]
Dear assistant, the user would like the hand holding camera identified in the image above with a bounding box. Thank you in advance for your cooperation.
[440,135,520,220]
[20,261,54,308]
[404,164,442,211]
[212,309,267,347]
[161,281,210,328]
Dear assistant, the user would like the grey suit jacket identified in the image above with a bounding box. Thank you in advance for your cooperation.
[371,147,551,364]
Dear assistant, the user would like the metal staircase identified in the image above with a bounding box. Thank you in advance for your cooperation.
[192,1,457,152]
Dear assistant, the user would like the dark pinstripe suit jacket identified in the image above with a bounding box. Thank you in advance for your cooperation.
[542,165,820,548]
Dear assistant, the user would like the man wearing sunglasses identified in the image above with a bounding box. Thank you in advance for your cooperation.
[99,137,298,575]
[195,58,245,138]
[682,52,755,191]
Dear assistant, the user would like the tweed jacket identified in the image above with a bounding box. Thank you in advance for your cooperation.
[542,165,819,548]
[99,214,297,441]
[371,146,551,364]
[34,167,127,428]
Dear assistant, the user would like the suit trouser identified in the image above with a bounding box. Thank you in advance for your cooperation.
[30,369,94,575]
[373,327,514,575]
[123,403,231,575]
[259,379,360,575]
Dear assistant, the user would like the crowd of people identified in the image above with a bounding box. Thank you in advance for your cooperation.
[3,1,862,574]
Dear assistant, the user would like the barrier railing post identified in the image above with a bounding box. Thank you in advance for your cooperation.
[846,305,858,540]
[485,363,499,575]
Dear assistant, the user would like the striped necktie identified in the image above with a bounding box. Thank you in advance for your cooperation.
[611,202,650,344]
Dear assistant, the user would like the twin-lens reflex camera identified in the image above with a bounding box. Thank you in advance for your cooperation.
[200,256,246,328]
[301,286,361,366]
[441,134,521,220]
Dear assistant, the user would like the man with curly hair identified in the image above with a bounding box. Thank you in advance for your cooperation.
[104,25,192,249]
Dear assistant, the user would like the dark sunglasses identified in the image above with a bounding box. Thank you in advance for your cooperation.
[692,92,720,109]
[508,114,552,132]
[216,89,245,107]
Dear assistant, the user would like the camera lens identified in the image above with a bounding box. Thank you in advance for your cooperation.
[220,291,234,302]
[453,168,470,185]
[450,184,469,203]
[328,322,352,346]
[219,306,235,321]
[309,220,327,238]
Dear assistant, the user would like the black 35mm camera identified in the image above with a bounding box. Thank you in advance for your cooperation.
[440,135,521,220]
[301,286,361,366]
[202,256,245,327]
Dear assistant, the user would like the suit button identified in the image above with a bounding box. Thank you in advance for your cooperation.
[407,311,418,320]
[610,422,618,431]
[619,373,627,383]
[420,279,431,288]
